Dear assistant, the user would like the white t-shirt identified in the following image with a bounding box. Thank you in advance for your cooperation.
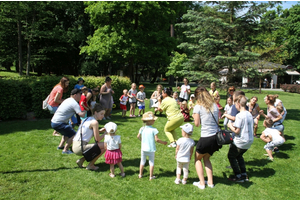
[73,117,95,142]
[176,137,195,163]
[128,89,137,103]
[233,111,254,149]
[179,85,190,100]
[137,91,146,106]
[263,128,284,146]
[51,97,82,124]
[224,104,233,115]
[104,135,121,151]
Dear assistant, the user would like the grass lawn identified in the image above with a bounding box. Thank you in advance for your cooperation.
[0,83,299,200]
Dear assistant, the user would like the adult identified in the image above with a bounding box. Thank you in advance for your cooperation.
[51,89,86,154]
[192,87,220,189]
[150,84,163,115]
[157,87,184,148]
[177,78,191,107]
[259,95,283,133]
[86,87,100,116]
[270,78,274,89]
[227,86,235,98]
[247,96,260,138]
[99,76,114,120]
[274,95,287,122]
[72,103,106,171]
[209,82,219,99]
[47,76,70,136]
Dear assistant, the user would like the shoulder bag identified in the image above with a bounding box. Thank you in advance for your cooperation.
[42,95,50,110]
[80,117,101,162]
[209,108,233,145]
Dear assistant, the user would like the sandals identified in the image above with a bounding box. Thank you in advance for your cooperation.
[109,173,115,178]
[149,176,156,181]
[138,174,143,179]
[86,165,99,171]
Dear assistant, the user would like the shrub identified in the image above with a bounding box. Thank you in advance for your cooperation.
[280,84,300,94]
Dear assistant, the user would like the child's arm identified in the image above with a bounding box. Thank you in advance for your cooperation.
[119,143,122,150]
[155,135,167,145]
[104,142,107,150]
[137,133,141,141]
[175,145,180,159]
[81,101,89,111]
[190,146,194,160]
[227,122,240,135]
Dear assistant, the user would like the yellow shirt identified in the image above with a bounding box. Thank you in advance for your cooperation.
[160,97,183,120]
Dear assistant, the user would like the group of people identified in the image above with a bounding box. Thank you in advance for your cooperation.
[45,76,287,188]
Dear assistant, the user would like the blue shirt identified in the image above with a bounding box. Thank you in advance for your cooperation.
[139,125,159,152]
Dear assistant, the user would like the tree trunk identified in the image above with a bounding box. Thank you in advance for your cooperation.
[26,40,31,76]
[17,20,22,76]
[150,67,159,83]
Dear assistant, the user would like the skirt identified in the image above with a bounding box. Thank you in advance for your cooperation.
[105,149,123,165]
[196,135,221,156]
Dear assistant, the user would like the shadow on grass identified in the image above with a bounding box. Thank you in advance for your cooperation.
[284,135,295,141]
[0,166,78,174]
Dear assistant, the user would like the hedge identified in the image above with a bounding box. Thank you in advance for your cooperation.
[0,76,131,120]
[280,84,300,94]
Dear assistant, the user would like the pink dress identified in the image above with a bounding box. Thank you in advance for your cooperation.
[217,103,222,119]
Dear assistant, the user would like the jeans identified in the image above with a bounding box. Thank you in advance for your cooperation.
[228,144,248,176]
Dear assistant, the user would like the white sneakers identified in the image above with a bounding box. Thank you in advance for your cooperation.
[193,181,215,189]
[168,142,177,148]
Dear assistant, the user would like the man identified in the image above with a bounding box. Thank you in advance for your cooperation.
[51,88,86,154]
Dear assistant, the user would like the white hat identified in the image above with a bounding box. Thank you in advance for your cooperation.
[104,122,117,134]
[180,123,193,135]
[190,94,195,98]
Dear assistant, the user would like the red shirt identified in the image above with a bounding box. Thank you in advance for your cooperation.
[48,85,63,107]
[79,94,88,111]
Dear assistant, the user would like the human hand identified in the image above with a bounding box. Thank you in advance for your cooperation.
[259,110,264,115]
[163,141,168,145]
[99,128,106,132]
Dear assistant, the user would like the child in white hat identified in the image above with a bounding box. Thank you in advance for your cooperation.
[174,123,195,184]
[137,111,168,180]
[104,122,125,178]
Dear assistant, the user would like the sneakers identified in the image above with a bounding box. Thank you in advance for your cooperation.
[168,142,177,148]
[267,157,274,161]
[174,179,181,184]
[193,181,205,189]
[62,150,73,154]
[138,174,143,178]
[149,176,156,181]
[182,180,187,185]
[119,173,126,177]
[273,148,280,153]
[129,115,133,117]
[228,176,244,183]
[138,115,141,117]
[242,175,249,182]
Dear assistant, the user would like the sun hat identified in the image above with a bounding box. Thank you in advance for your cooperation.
[77,77,85,83]
[141,111,158,121]
[180,123,193,135]
[139,85,145,89]
[104,122,117,134]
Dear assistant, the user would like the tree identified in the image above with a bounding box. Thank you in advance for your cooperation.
[174,1,280,84]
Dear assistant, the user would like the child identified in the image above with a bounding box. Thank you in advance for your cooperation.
[214,95,223,119]
[223,96,233,130]
[260,118,285,161]
[74,77,85,90]
[79,87,90,120]
[119,89,129,118]
[137,85,147,117]
[188,94,195,113]
[137,111,168,180]
[180,101,190,122]
[173,92,179,105]
[128,83,137,117]
[174,123,195,185]
[104,122,125,178]
[227,95,254,182]
[209,82,219,99]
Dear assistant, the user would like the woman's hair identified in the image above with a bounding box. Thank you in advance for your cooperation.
[157,84,163,91]
[274,94,279,98]
[251,96,258,102]
[105,76,112,82]
[92,103,104,114]
[235,95,247,107]
[81,86,88,91]
[228,86,235,93]
[196,87,214,111]
[194,86,207,101]
[211,82,216,87]
[234,90,245,97]
[163,87,173,96]
[57,76,69,93]
[264,118,274,128]
[266,94,276,105]
[276,105,283,113]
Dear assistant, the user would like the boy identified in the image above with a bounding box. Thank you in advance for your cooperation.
[137,111,168,180]
[119,89,129,118]
[260,118,285,161]
[174,123,195,185]
[136,85,147,117]
[79,86,90,120]
[227,95,254,182]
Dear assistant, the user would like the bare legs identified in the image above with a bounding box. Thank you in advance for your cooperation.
[195,152,213,186]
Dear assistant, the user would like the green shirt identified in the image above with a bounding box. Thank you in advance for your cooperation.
[160,96,183,121]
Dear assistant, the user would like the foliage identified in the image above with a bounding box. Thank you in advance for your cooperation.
[280,84,300,93]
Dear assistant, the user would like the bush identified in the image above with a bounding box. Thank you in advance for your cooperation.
[0,75,131,120]
[280,84,300,94]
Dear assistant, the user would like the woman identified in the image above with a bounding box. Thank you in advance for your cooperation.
[99,77,114,120]
[274,94,287,122]
[150,84,163,115]
[247,96,260,137]
[192,87,221,189]
[259,95,283,133]
[72,103,106,171]
[47,76,69,136]
[157,87,184,148]
[227,86,235,98]
[177,78,191,107]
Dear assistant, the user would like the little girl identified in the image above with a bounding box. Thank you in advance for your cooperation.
[104,122,125,178]
[214,95,223,119]
[137,111,167,180]
[173,92,179,105]
[128,83,137,117]
[188,94,195,112]
[180,101,190,122]
[223,96,233,130]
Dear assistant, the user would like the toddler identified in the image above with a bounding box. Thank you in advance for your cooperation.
[104,122,125,178]
[119,89,129,118]
[128,83,137,117]
[173,92,179,105]
[214,95,223,119]
[188,94,195,114]
[137,85,147,117]
[137,111,167,180]
[223,96,233,130]
[174,123,195,185]
[180,101,190,122]
[260,118,285,161]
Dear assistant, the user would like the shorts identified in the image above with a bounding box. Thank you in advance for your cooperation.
[120,104,127,110]
[138,105,145,110]
[72,140,95,156]
[51,122,76,138]
[179,97,188,103]
[196,135,221,156]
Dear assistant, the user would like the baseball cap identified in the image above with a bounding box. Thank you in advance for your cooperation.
[104,122,117,134]
[180,123,193,135]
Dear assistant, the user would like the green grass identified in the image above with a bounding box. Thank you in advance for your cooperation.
[0,84,299,200]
